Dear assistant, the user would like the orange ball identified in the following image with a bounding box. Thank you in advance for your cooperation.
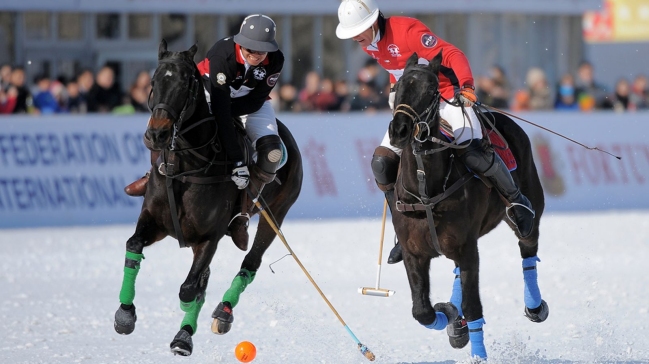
[234,341,256,363]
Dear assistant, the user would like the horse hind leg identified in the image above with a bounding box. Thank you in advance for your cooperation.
[211,202,289,335]
[211,268,255,335]
[521,253,549,323]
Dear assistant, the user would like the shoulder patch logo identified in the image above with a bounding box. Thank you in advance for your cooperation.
[267,72,280,87]
[421,34,437,48]
[216,73,227,85]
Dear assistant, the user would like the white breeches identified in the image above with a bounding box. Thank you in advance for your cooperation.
[240,100,287,169]
[381,99,483,156]
[240,100,279,145]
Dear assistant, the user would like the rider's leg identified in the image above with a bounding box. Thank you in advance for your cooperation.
[371,138,402,264]
[229,101,282,250]
[124,150,160,196]
[441,102,535,238]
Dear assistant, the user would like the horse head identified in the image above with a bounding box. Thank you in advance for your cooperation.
[145,39,201,151]
[389,51,443,149]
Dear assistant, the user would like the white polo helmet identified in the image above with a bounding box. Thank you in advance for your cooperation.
[336,0,380,39]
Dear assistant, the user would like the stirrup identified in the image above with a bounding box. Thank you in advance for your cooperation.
[228,212,250,228]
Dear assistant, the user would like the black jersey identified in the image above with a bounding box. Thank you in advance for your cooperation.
[197,37,283,118]
[197,37,283,162]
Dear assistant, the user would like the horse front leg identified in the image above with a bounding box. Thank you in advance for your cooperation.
[211,204,286,335]
[115,209,163,335]
[170,240,217,356]
[458,241,487,360]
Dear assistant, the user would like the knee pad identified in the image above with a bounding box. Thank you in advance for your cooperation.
[254,134,283,175]
[371,146,400,191]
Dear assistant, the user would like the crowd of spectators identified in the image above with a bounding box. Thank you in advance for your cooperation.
[1,59,647,116]
[0,63,152,115]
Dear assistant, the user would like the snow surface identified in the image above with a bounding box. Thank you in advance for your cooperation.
[1,211,648,364]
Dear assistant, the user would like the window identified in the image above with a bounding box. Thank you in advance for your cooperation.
[58,13,83,40]
[24,12,50,40]
[129,14,152,40]
[97,13,120,39]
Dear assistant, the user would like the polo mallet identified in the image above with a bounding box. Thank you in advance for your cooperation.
[253,200,376,361]
[358,199,395,297]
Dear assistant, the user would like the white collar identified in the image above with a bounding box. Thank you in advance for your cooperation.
[366,29,381,52]
[239,48,251,72]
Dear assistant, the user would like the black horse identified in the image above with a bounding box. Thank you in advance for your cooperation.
[113,40,303,356]
[388,52,547,360]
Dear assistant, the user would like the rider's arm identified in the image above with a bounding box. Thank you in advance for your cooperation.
[231,51,284,116]
[405,20,474,89]
[208,53,245,163]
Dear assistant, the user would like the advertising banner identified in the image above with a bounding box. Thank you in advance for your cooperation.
[0,111,647,228]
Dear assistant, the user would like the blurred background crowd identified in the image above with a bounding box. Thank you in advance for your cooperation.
[2,58,647,116]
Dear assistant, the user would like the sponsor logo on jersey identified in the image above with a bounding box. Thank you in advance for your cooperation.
[387,44,401,57]
[253,67,266,80]
[421,34,437,48]
[216,73,226,85]
[267,72,280,87]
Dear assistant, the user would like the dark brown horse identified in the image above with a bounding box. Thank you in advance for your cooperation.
[388,52,547,360]
[113,40,303,356]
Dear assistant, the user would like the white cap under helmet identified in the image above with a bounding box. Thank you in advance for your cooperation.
[336,0,380,39]
[234,14,279,52]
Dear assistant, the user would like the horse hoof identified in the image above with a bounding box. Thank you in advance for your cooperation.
[447,316,469,349]
[170,329,193,356]
[211,302,234,335]
[524,300,549,323]
[114,304,137,335]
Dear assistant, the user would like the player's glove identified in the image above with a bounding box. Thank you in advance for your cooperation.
[455,86,477,106]
[231,162,250,189]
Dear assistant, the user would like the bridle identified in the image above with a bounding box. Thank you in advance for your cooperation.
[148,57,203,151]
[391,67,474,257]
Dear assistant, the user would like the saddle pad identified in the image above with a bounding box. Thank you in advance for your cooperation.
[439,119,517,171]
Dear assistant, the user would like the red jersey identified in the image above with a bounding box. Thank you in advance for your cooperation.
[363,16,474,100]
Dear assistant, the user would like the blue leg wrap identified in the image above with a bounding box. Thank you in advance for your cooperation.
[423,312,449,330]
[449,266,464,318]
[468,318,487,359]
[523,256,542,309]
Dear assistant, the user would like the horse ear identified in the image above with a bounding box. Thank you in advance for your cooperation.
[158,39,168,60]
[187,43,198,60]
[406,52,419,70]
[428,50,443,74]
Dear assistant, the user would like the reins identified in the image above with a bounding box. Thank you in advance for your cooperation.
[392,82,474,256]
[149,56,232,248]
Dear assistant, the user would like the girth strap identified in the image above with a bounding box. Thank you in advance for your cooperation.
[395,152,473,256]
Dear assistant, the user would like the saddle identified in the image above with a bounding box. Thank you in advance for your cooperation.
[439,119,517,171]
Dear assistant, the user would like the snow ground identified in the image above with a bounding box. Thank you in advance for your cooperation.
[1,211,648,364]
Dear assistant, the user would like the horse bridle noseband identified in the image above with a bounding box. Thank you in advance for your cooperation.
[148,57,202,151]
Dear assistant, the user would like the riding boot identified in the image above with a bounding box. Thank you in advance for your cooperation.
[457,139,535,238]
[124,150,160,197]
[228,134,282,251]
[385,189,403,264]
[228,212,250,251]
[124,172,150,196]
[371,146,403,264]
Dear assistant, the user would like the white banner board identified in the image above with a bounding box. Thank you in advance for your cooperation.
[0,111,647,228]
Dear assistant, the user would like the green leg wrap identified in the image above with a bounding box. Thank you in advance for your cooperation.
[222,269,256,308]
[180,294,206,334]
[119,251,144,305]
